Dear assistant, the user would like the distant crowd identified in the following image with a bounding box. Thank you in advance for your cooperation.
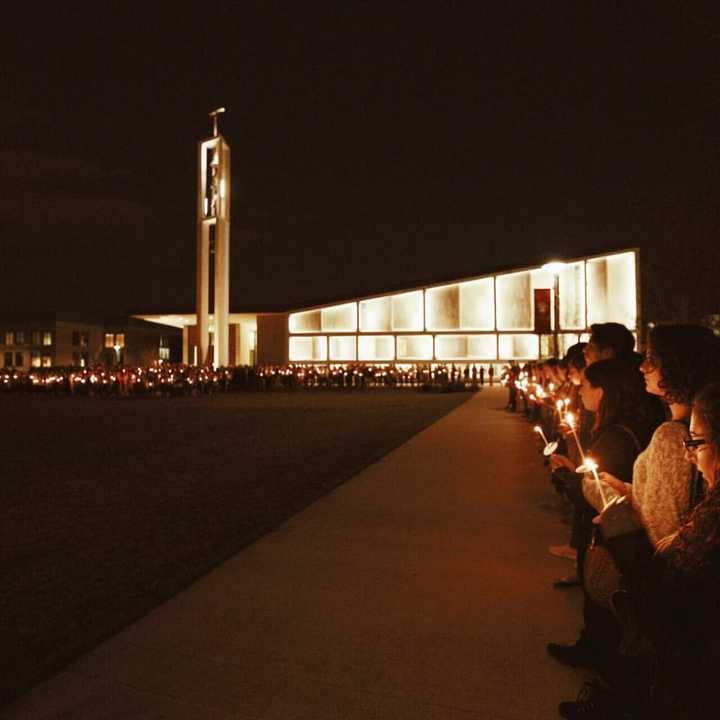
[0,361,501,397]
[506,322,720,719]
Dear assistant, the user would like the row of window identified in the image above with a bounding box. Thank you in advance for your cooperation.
[2,330,53,347]
[104,333,126,349]
[3,352,53,368]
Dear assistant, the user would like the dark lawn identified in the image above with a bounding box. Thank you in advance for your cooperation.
[0,389,471,705]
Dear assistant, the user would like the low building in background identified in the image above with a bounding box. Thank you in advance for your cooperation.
[0,313,181,369]
[135,248,640,369]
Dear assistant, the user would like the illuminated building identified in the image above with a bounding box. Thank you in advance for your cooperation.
[137,249,638,367]
[257,249,639,366]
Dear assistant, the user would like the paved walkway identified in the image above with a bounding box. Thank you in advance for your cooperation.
[4,388,588,719]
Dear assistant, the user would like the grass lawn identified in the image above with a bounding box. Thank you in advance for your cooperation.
[0,388,471,705]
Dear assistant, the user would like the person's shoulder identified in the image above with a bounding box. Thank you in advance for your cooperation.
[653,420,688,438]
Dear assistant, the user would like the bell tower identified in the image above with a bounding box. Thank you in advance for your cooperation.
[196,107,231,366]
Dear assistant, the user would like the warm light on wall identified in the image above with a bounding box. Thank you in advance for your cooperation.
[426,284,460,330]
[396,335,433,360]
[358,335,395,361]
[391,291,423,331]
[289,309,321,334]
[359,297,391,332]
[459,278,495,330]
[289,336,327,361]
[435,334,497,360]
[498,334,539,360]
[329,336,357,361]
[496,271,534,331]
[321,303,357,332]
[586,252,637,329]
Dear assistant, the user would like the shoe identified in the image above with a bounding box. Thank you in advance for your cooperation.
[549,543,577,561]
[553,573,581,588]
[546,639,597,669]
[558,679,627,719]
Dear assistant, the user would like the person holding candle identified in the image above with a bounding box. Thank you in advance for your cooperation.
[558,383,720,720]
[546,358,658,675]
[590,324,720,545]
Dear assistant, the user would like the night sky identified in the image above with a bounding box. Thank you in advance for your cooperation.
[3,4,719,319]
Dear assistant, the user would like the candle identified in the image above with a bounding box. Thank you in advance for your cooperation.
[564,412,586,462]
[585,458,608,511]
[534,425,549,445]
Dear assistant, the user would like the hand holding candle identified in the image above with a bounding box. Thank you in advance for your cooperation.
[576,457,608,511]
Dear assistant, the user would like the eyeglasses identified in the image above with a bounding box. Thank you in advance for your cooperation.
[683,437,707,452]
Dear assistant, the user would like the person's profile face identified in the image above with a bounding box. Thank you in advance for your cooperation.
[687,411,718,488]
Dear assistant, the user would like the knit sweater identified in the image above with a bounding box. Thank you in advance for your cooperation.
[632,420,693,545]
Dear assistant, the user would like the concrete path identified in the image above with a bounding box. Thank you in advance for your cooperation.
[3,388,589,719]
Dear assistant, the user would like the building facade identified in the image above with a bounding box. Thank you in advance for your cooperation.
[256,249,639,366]
[0,314,181,368]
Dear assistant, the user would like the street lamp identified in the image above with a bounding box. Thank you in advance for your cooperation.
[541,261,567,358]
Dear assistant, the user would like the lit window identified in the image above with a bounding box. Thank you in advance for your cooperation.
[43,331,52,346]
[4,332,12,346]
[41,354,52,368]
[104,333,114,348]
[80,353,88,368]
[15,331,25,345]
[31,352,41,367]
[114,333,125,348]
[81,332,89,348]
[159,347,170,360]
[32,331,42,345]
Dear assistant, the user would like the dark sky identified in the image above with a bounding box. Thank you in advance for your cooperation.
[2,3,719,317]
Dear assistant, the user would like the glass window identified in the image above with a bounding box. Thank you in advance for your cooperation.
[159,334,169,348]
[31,352,41,367]
[289,309,321,334]
[15,331,25,345]
[41,354,51,368]
[80,332,89,347]
[42,331,52,346]
[328,336,357,361]
[4,332,12,346]
[159,347,170,360]
[104,333,114,348]
[289,336,327,362]
[114,333,125,348]
[32,330,42,345]
[80,353,88,368]
[4,352,12,367]
[15,352,24,367]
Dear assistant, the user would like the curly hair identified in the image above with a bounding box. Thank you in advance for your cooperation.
[648,325,720,406]
[584,358,649,435]
[669,383,720,574]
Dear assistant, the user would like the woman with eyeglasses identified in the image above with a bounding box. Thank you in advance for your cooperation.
[556,325,720,719]
[595,325,720,544]
[587,382,720,719]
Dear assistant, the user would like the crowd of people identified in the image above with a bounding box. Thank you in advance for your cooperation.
[0,361,499,397]
[505,322,720,719]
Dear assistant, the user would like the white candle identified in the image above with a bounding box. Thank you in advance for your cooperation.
[585,458,608,510]
[534,425,549,445]
[565,412,586,462]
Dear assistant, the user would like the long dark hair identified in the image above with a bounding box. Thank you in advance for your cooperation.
[584,358,647,436]
[648,325,720,406]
